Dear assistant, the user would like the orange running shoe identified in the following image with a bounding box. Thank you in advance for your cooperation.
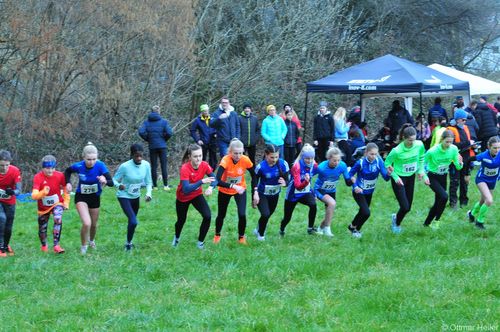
[41,244,48,252]
[213,235,221,244]
[6,245,14,256]
[53,245,65,254]
[238,236,248,245]
[0,251,6,258]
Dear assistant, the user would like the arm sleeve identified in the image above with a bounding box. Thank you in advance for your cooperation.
[103,172,114,187]
[330,118,335,140]
[417,144,426,175]
[181,179,203,194]
[144,164,153,197]
[208,172,217,188]
[291,164,309,190]
[281,118,288,140]
[215,166,231,188]
[384,149,400,181]
[343,167,353,186]
[234,114,240,139]
[261,119,270,142]
[348,160,360,178]
[209,111,221,128]
[164,120,173,140]
[379,158,391,181]
[112,165,124,188]
[138,122,148,141]
[64,166,74,184]
[190,121,200,142]
[452,150,464,170]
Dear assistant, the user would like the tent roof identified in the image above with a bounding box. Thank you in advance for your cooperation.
[306,54,469,94]
[428,63,500,96]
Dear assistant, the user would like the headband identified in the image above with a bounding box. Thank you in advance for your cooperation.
[42,161,57,168]
[302,151,315,159]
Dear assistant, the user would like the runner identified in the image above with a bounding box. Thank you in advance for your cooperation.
[214,139,254,244]
[314,147,352,237]
[65,143,113,254]
[252,144,289,241]
[467,136,500,229]
[172,144,217,249]
[280,143,319,236]
[0,150,21,257]
[31,155,70,253]
[113,144,153,251]
[347,143,391,237]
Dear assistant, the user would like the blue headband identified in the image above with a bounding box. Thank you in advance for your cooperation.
[42,161,56,168]
[302,151,315,159]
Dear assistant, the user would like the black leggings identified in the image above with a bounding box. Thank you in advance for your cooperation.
[0,203,15,250]
[215,192,247,237]
[280,193,317,231]
[150,148,168,187]
[337,140,352,166]
[256,194,280,236]
[390,174,416,226]
[424,172,448,225]
[351,192,373,230]
[175,195,211,242]
[118,197,140,243]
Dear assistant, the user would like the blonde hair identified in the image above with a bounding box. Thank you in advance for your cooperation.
[294,143,315,165]
[82,142,98,158]
[326,147,343,160]
[266,105,276,113]
[334,107,346,121]
[228,138,244,152]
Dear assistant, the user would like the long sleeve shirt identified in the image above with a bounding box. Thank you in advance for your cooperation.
[113,159,153,199]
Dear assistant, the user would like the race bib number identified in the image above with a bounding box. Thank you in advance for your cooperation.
[127,184,141,195]
[264,185,281,196]
[227,176,242,185]
[437,165,449,175]
[321,181,337,191]
[42,194,59,207]
[80,184,98,194]
[361,179,377,190]
[403,162,417,173]
[0,189,11,199]
[295,184,310,194]
[484,167,499,177]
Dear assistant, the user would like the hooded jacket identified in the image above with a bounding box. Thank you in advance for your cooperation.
[238,112,260,147]
[284,119,299,147]
[473,103,498,140]
[191,114,216,144]
[138,112,173,149]
[210,105,240,143]
[261,114,288,146]
[313,111,334,141]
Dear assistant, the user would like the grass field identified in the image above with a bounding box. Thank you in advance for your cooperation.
[1,173,498,331]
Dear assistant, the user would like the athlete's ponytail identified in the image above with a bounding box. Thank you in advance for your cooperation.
[182,144,202,164]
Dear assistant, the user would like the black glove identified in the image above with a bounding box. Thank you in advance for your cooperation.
[5,188,16,196]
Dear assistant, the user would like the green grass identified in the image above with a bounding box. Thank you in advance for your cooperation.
[1,174,498,331]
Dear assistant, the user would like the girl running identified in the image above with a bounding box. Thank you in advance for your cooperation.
[214,139,254,244]
[252,144,289,241]
[347,143,391,238]
[280,143,318,236]
[423,130,463,228]
[113,144,153,251]
[173,144,217,249]
[384,126,428,233]
[314,147,352,237]
[31,155,70,253]
[65,143,113,254]
[0,150,22,257]
[467,136,500,229]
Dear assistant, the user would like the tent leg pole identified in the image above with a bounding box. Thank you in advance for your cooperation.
[303,92,309,139]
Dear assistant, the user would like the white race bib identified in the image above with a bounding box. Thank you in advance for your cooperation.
[226,176,242,185]
[484,167,499,177]
[264,185,281,196]
[0,189,11,199]
[127,184,141,195]
[80,184,98,194]
[42,194,59,207]
[321,181,337,191]
[295,184,311,194]
[437,165,449,175]
[361,179,377,190]
[403,162,417,173]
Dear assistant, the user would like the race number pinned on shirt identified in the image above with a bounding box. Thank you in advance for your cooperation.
[42,194,59,207]
[127,184,141,195]
[361,178,377,190]
[484,167,499,177]
[226,176,242,185]
[437,165,449,175]
[264,185,281,196]
[295,184,310,194]
[81,184,98,194]
[321,181,337,191]
[0,189,11,199]
[403,162,417,173]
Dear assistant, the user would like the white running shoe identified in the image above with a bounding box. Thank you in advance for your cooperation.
[316,226,324,235]
[80,245,88,255]
[323,226,333,237]
[352,230,362,239]
[88,240,96,249]
[197,241,204,250]
[172,236,179,247]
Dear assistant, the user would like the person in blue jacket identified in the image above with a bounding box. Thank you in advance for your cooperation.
[427,97,448,124]
[347,143,391,238]
[138,105,173,191]
[314,147,352,237]
[190,104,218,170]
[261,105,288,157]
[210,96,241,158]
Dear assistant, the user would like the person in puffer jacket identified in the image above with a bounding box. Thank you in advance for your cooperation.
[138,105,173,190]
[261,105,287,157]
[210,96,241,158]
[474,97,499,152]
[313,101,335,163]
[238,103,260,165]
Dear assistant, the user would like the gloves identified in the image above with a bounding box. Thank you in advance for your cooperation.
[5,188,16,196]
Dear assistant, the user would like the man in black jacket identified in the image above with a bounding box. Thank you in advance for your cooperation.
[474,97,498,152]
[386,100,414,143]
[313,101,334,162]
[238,103,260,165]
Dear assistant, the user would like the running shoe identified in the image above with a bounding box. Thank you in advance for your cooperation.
[0,251,6,258]
[316,226,324,235]
[197,241,205,250]
[253,229,265,241]
[80,245,88,255]
[6,245,14,256]
[213,235,221,244]
[467,210,475,223]
[391,214,401,234]
[431,220,441,230]
[238,236,248,245]
[124,243,135,251]
[172,237,179,248]
[53,245,65,254]
[352,230,362,239]
[307,227,317,235]
[474,221,485,230]
[323,226,333,237]
[163,185,171,192]
[88,240,96,249]
[41,244,48,252]
[279,230,285,238]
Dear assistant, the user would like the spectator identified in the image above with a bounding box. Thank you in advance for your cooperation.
[451,96,465,118]
[494,96,500,114]
[313,101,335,162]
[138,105,173,190]
[210,96,240,158]
[261,105,287,157]
[427,97,448,124]
[479,96,498,114]
[280,104,303,157]
[416,113,431,148]
[283,109,300,167]
[474,97,498,151]
[334,107,353,166]
[348,105,362,127]
[190,104,218,170]
[238,103,260,165]
[464,101,479,142]
[385,100,414,143]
